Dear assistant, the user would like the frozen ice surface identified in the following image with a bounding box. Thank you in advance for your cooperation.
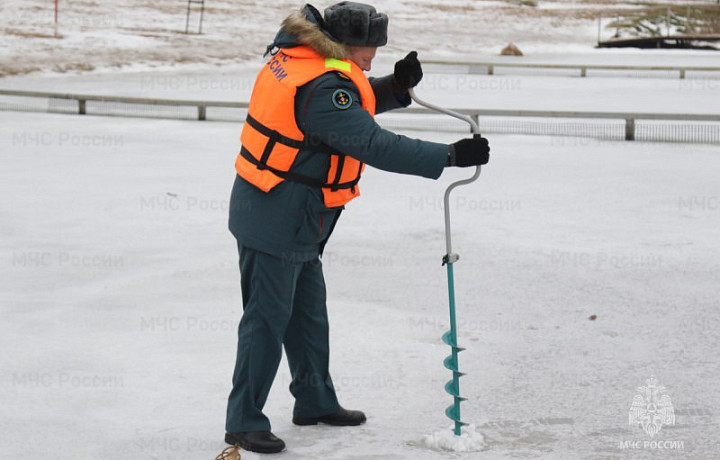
[2,108,718,459]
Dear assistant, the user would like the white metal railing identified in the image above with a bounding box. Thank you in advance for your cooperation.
[394,106,720,141]
[1,89,719,143]
[420,59,720,79]
[0,89,248,121]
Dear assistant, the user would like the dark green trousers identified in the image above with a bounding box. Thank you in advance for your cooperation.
[225,245,340,433]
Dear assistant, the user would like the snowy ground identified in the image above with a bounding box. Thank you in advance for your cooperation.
[1,106,719,458]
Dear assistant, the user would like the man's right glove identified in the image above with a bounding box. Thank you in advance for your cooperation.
[447,135,490,167]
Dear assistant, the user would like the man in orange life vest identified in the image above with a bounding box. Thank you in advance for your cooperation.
[225,2,490,453]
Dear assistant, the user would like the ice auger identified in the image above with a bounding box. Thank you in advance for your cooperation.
[408,88,483,436]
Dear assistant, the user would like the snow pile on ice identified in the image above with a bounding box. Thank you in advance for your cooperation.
[421,424,486,452]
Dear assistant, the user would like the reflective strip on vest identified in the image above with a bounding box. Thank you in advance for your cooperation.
[235,46,376,208]
[325,58,352,72]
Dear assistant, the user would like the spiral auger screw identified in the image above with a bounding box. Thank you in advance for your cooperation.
[409,87,482,436]
[442,265,467,434]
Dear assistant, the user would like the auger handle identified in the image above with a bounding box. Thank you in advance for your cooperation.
[408,88,482,259]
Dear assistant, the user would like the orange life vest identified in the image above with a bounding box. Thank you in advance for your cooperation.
[235,45,377,208]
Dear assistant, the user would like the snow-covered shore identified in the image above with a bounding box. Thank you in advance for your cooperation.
[2,0,710,78]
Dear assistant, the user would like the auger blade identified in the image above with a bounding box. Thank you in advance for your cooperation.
[444,379,461,397]
[443,355,458,371]
[445,404,469,424]
[442,332,466,352]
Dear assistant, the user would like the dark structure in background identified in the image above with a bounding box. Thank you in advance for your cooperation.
[598,34,720,49]
[597,6,720,50]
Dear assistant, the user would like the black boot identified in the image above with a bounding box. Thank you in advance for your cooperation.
[293,407,367,426]
[224,431,285,454]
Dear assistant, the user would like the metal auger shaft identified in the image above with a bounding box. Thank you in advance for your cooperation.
[408,87,482,437]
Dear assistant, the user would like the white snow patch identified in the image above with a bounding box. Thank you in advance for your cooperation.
[421,424,486,452]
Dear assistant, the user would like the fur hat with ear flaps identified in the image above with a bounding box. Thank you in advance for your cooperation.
[324,2,388,47]
[266,3,388,59]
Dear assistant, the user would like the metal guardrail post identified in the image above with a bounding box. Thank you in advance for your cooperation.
[625,118,635,141]
[679,69,686,79]
[198,0,206,34]
[581,67,587,77]
[469,65,483,75]
[79,99,86,115]
[185,0,206,34]
[488,65,494,76]
[185,0,191,34]
[198,105,206,121]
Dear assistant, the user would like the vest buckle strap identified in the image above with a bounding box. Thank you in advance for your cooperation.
[329,155,346,192]
[245,114,304,150]
[240,147,361,192]
[259,131,280,168]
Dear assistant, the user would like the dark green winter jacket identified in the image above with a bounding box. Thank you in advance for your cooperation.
[229,10,448,262]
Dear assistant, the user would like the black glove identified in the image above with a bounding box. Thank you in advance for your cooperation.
[393,51,423,91]
[448,135,490,167]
